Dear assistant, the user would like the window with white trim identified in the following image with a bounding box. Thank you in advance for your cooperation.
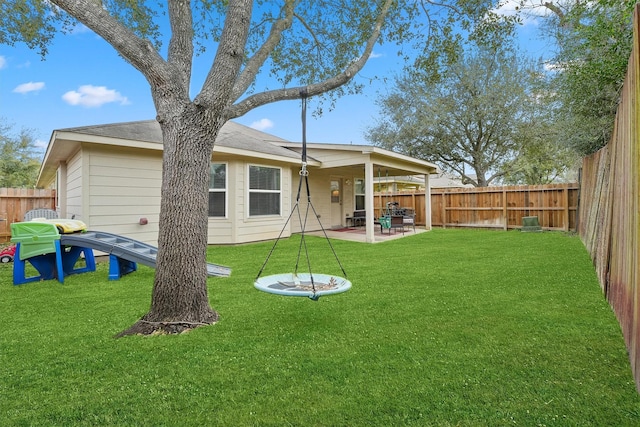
[208,163,226,217]
[355,178,365,210]
[249,165,281,216]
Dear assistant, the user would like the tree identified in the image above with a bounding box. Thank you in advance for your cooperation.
[500,136,579,185]
[366,45,560,186]
[1,0,512,336]
[0,119,41,188]
[519,0,635,155]
[500,75,580,185]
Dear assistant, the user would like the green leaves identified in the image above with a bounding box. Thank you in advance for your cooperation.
[367,45,564,186]
[548,0,634,155]
[0,0,62,57]
[0,120,42,188]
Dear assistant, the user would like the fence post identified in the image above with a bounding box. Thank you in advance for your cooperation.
[441,192,447,229]
[563,186,570,231]
[502,189,508,231]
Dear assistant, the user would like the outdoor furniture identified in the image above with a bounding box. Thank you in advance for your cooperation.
[382,215,405,234]
[376,216,389,233]
[24,208,59,221]
[346,210,366,227]
[402,208,416,232]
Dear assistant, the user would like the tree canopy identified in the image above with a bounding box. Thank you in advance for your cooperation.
[366,0,631,183]
[366,45,573,186]
[534,0,635,155]
[0,119,41,188]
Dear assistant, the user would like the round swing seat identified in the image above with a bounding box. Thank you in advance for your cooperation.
[254,273,351,300]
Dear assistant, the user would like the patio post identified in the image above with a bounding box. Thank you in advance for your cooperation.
[365,161,375,243]
[57,161,67,219]
[424,173,432,230]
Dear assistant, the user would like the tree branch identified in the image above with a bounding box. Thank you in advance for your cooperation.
[226,0,394,118]
[50,0,170,88]
[167,0,194,94]
[230,1,295,102]
[195,0,253,112]
[543,1,565,22]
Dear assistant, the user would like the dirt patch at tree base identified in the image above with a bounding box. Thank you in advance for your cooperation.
[115,318,218,337]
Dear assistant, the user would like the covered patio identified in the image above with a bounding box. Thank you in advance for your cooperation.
[274,142,440,243]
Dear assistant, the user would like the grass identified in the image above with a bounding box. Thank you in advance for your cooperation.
[1,228,639,426]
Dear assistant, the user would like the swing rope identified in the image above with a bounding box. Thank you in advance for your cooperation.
[254,89,347,294]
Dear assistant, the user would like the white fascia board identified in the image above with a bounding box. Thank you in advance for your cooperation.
[54,131,162,151]
[213,145,321,166]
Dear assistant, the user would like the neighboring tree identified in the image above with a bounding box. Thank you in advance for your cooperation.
[520,0,635,155]
[366,45,560,187]
[1,1,513,336]
[500,137,579,185]
[0,120,41,188]
[501,82,580,185]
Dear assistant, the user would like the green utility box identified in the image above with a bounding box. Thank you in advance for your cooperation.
[521,216,542,232]
[11,222,60,260]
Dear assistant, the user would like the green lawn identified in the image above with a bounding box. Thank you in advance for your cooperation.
[1,229,639,426]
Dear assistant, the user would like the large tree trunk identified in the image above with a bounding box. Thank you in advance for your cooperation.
[117,106,221,336]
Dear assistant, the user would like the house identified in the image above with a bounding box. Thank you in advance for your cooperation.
[37,120,438,244]
[373,175,426,192]
[430,172,475,189]
[373,172,473,193]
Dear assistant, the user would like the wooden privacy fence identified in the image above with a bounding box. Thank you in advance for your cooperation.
[0,188,56,243]
[578,5,640,392]
[374,183,578,231]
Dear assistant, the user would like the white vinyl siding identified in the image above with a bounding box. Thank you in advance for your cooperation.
[86,146,162,245]
[66,150,83,221]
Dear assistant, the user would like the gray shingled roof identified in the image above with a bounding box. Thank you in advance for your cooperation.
[59,120,303,160]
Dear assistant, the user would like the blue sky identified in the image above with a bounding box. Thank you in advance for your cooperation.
[0,2,551,153]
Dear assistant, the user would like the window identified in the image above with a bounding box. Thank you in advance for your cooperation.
[330,180,340,203]
[355,178,365,210]
[208,163,226,217]
[249,165,281,216]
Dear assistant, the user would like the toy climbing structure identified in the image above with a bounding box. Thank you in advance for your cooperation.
[10,221,95,284]
[10,222,231,285]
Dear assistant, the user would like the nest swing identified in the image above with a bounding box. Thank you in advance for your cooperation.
[254,90,351,301]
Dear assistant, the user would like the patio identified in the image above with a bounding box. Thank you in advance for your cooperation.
[306,225,428,243]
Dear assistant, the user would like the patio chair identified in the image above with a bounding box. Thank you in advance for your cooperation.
[351,210,366,227]
[24,208,59,221]
[384,215,405,234]
[402,209,416,232]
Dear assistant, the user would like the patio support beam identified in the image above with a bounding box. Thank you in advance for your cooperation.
[58,161,67,219]
[365,161,375,243]
[424,173,432,230]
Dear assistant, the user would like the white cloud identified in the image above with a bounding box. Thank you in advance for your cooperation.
[369,52,384,59]
[13,81,45,94]
[250,118,274,131]
[491,0,552,26]
[62,85,130,107]
[0,56,6,70]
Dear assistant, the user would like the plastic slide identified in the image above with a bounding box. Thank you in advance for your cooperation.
[60,231,231,277]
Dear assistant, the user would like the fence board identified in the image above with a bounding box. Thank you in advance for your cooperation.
[0,188,56,243]
[578,4,640,392]
[375,183,579,231]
